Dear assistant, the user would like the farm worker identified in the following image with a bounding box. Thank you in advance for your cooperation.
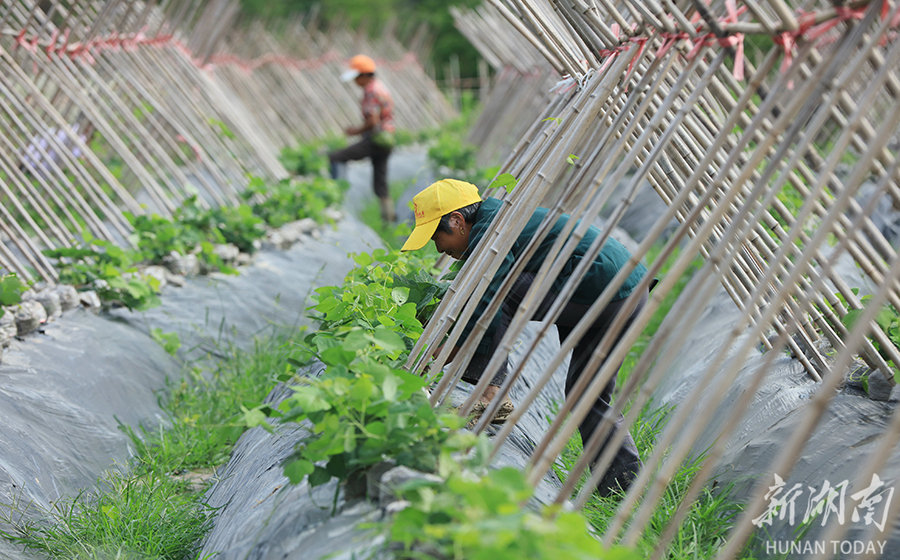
[329,54,396,224]
[401,178,649,496]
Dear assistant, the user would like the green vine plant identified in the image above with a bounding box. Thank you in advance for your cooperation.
[279,135,347,176]
[239,245,646,559]
[841,294,900,384]
[41,174,348,312]
[0,274,28,317]
[241,175,348,228]
[427,133,478,174]
[242,247,462,492]
[44,235,162,312]
[379,467,642,560]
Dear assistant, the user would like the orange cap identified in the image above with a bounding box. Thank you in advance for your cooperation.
[340,54,376,81]
[401,179,482,252]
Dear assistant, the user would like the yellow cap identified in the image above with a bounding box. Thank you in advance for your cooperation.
[401,179,481,251]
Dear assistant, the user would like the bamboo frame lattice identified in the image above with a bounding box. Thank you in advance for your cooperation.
[410,0,900,557]
[0,0,454,284]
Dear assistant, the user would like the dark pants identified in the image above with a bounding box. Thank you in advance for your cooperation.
[328,135,391,198]
[463,272,647,496]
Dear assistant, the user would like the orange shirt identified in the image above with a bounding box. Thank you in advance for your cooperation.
[361,79,395,133]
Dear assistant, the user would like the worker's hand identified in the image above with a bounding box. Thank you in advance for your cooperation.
[344,126,357,136]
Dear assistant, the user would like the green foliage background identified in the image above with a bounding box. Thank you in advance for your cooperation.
[237,0,483,80]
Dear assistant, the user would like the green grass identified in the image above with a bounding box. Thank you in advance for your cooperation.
[551,242,743,559]
[1,329,307,559]
[553,406,742,560]
[126,333,309,477]
[2,470,215,560]
[360,179,417,250]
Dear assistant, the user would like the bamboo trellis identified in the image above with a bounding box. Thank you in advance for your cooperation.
[0,0,454,284]
[410,0,900,556]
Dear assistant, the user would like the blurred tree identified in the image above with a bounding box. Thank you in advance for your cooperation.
[237,0,483,81]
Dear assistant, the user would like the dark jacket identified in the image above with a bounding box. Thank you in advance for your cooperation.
[460,197,647,353]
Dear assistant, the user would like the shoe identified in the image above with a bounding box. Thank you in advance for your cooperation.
[464,399,515,429]
[379,196,396,223]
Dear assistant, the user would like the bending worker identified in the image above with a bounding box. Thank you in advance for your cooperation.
[400,178,649,496]
[329,54,396,224]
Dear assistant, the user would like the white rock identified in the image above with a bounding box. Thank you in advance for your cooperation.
[78,291,102,312]
[234,253,254,267]
[323,207,343,222]
[140,265,169,291]
[54,285,80,311]
[33,289,62,320]
[13,300,47,335]
[277,224,304,245]
[294,218,318,234]
[162,251,200,276]
[263,231,291,251]
[164,269,186,287]
[0,309,16,348]
[213,243,241,263]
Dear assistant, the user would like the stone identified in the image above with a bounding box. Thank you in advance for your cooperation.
[32,289,62,320]
[365,460,397,502]
[54,285,80,311]
[141,266,169,291]
[164,270,186,287]
[263,231,291,251]
[234,252,254,267]
[323,207,343,222]
[867,370,894,402]
[214,243,241,263]
[78,291,102,312]
[376,465,443,507]
[13,300,47,335]
[294,218,318,234]
[162,251,200,277]
[0,309,16,348]
[277,224,304,245]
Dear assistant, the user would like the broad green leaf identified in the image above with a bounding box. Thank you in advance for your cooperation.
[283,459,314,484]
[391,287,409,306]
[240,405,274,433]
[320,345,356,366]
[875,307,895,330]
[382,374,400,402]
[488,173,519,194]
[342,426,356,452]
[369,328,405,352]
[353,252,373,267]
[365,421,386,437]
[289,388,332,413]
[0,275,27,306]
[308,465,332,487]
[343,329,371,351]
[842,309,863,330]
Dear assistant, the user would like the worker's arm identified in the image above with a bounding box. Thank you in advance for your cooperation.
[345,112,379,136]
